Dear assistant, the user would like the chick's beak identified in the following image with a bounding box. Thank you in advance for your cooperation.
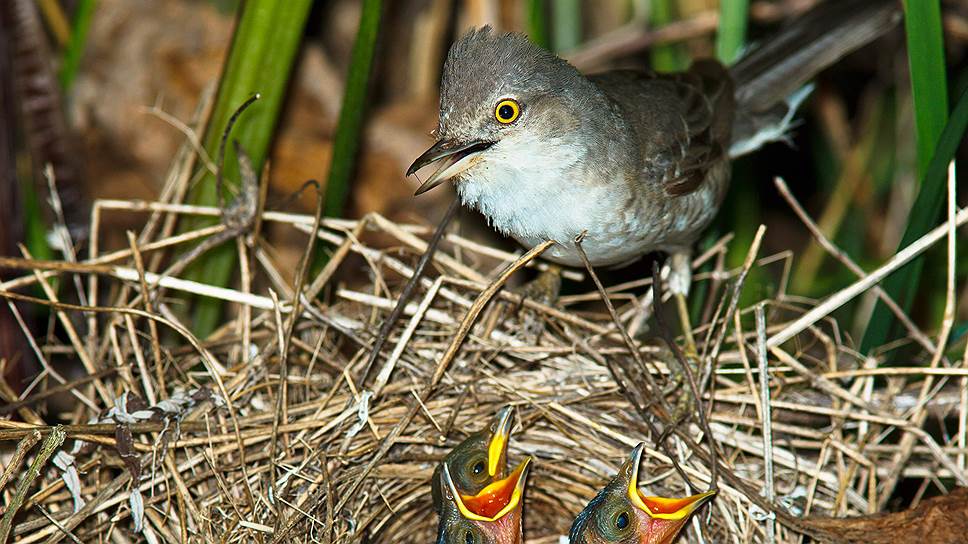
[443,457,532,522]
[407,138,495,195]
[623,443,717,521]
[487,406,514,478]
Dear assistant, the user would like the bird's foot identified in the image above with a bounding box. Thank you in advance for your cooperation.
[664,252,701,421]
[510,265,562,340]
[660,343,702,422]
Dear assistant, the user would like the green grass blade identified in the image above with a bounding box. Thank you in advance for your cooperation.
[715,0,748,63]
[185,0,313,336]
[59,0,97,90]
[860,86,968,354]
[324,0,383,218]
[860,1,951,353]
[526,0,549,49]
[649,0,688,72]
[551,0,581,53]
[901,0,949,179]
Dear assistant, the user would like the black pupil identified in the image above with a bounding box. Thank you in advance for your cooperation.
[472,461,485,475]
[464,531,474,544]
[616,512,629,530]
[499,104,514,120]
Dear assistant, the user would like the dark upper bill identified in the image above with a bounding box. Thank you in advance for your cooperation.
[407,139,495,195]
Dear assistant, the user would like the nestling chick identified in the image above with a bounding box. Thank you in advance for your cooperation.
[432,406,516,512]
[436,456,532,544]
[569,444,715,544]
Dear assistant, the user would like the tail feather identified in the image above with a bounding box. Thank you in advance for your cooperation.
[729,0,901,155]
[729,84,812,159]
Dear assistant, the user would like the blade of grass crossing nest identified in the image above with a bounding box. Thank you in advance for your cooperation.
[571,232,701,494]
[332,240,554,514]
[358,198,460,386]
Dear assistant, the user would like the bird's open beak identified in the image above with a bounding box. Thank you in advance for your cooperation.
[407,138,495,195]
[624,443,717,520]
[443,457,532,522]
[487,406,514,478]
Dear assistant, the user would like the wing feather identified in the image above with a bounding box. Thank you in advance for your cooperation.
[589,60,734,197]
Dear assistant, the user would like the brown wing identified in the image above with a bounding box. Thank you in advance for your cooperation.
[589,60,735,197]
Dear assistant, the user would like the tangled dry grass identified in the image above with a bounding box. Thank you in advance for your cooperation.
[1,135,967,544]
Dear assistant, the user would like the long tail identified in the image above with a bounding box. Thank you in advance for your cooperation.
[729,0,902,157]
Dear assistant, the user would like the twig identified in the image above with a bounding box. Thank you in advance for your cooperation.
[126,231,165,398]
[0,426,64,543]
[756,304,777,544]
[768,200,968,348]
[331,240,554,512]
[214,94,260,210]
[774,177,940,357]
[572,233,699,490]
[650,261,720,492]
[359,198,460,385]
[875,161,960,509]
[270,179,325,527]
[372,277,444,398]
[0,429,42,492]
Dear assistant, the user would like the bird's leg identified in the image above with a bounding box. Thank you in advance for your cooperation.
[665,251,700,421]
[628,253,695,340]
[627,285,655,338]
[667,251,697,357]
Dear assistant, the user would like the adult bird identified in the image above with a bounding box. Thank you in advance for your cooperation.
[436,456,532,544]
[569,444,715,544]
[407,0,901,341]
[432,406,516,513]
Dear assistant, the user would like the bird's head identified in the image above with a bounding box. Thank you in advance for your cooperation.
[568,444,716,544]
[408,26,595,196]
[435,456,531,544]
[432,406,516,512]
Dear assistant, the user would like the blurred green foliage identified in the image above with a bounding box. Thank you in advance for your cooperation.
[552,0,581,52]
[59,0,96,90]
[649,0,688,71]
[526,0,550,49]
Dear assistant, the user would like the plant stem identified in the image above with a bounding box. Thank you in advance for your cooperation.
[650,0,688,71]
[526,0,549,49]
[552,0,581,53]
[715,0,748,63]
[325,0,383,218]
[185,0,313,337]
[860,1,952,354]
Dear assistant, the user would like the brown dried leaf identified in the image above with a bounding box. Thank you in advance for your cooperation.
[806,488,968,544]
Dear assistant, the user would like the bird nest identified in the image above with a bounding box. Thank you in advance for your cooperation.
[1,155,966,543]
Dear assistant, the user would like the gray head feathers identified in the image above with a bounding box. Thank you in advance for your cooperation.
[441,26,571,98]
[437,26,587,139]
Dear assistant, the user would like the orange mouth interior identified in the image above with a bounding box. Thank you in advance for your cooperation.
[460,462,526,519]
[638,492,701,516]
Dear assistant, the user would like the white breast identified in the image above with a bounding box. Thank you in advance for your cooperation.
[455,136,657,266]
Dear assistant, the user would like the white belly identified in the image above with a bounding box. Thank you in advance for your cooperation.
[454,137,720,267]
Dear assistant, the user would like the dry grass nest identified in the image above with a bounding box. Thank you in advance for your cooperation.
[1,146,966,544]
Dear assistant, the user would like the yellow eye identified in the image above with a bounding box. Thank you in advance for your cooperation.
[494,99,520,124]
